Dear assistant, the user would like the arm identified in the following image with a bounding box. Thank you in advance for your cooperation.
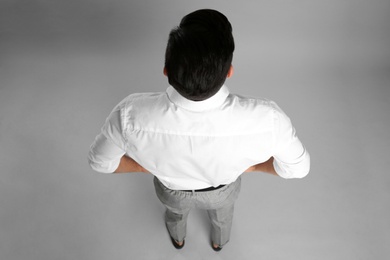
[114,155,149,173]
[270,102,310,178]
[88,105,148,174]
[89,132,149,174]
[245,102,310,179]
[245,157,278,176]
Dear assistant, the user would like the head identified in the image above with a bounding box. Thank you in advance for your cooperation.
[164,9,235,101]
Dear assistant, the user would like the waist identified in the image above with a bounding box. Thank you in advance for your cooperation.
[182,184,225,192]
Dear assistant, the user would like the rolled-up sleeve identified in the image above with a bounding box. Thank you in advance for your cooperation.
[88,107,127,173]
[271,103,310,179]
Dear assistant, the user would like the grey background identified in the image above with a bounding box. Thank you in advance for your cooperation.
[1,0,389,259]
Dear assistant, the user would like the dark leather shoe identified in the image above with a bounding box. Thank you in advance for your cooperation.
[211,242,222,252]
[170,236,185,249]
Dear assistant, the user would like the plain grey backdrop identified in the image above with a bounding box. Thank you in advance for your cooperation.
[1,0,389,259]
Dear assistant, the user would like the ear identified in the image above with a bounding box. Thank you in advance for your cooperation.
[163,67,168,76]
[227,65,234,78]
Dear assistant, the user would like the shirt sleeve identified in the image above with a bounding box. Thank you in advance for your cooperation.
[271,102,310,179]
[88,106,127,173]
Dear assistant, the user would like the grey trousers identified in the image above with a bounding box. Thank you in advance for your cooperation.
[153,176,241,247]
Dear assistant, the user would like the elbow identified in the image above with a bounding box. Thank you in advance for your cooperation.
[293,166,310,179]
[274,152,310,179]
[88,158,106,173]
[277,168,309,179]
[291,152,310,179]
[87,154,115,174]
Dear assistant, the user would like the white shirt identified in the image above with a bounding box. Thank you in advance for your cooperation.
[88,85,310,190]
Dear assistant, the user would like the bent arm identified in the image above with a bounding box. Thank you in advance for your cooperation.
[273,142,310,178]
[88,132,148,174]
[245,143,310,178]
[246,103,310,178]
[88,132,124,173]
[88,104,148,174]
[271,103,310,178]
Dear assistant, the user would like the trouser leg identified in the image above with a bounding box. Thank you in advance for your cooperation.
[164,205,191,242]
[207,202,235,247]
[153,177,192,243]
[201,177,241,247]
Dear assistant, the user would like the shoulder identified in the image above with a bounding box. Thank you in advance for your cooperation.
[227,93,281,113]
[104,91,165,125]
[112,91,166,112]
[226,93,292,126]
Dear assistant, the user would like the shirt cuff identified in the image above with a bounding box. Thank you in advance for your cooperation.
[273,152,310,179]
[88,153,121,173]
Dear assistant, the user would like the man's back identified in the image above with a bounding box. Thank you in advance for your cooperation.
[89,85,309,190]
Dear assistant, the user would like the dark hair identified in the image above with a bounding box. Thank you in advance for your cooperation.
[164,9,235,101]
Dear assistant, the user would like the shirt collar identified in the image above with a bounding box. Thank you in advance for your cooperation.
[166,85,230,112]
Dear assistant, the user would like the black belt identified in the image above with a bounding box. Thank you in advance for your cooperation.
[183,184,225,192]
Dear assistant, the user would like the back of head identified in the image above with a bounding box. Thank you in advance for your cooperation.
[165,9,235,101]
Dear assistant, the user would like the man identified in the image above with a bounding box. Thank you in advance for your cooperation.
[88,9,310,251]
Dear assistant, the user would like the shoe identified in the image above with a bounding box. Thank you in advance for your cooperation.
[211,242,222,252]
[170,236,185,249]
